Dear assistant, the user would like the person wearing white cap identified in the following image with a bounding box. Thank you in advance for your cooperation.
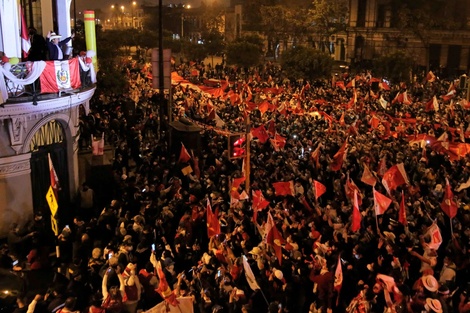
[46,30,75,60]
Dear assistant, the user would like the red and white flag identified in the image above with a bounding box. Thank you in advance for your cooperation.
[426,71,436,83]
[313,180,326,200]
[20,6,30,58]
[425,222,442,250]
[178,143,191,163]
[251,125,269,143]
[351,189,361,232]
[381,163,409,195]
[206,199,220,238]
[441,178,458,219]
[265,212,286,265]
[252,190,270,222]
[334,255,343,292]
[40,58,81,93]
[242,255,260,290]
[398,191,407,226]
[48,153,60,202]
[373,188,392,215]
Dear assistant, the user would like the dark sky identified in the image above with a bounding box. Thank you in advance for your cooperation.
[76,0,204,13]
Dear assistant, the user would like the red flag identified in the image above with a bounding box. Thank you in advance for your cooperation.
[178,143,191,163]
[206,199,220,238]
[426,71,436,83]
[398,191,407,226]
[351,189,361,232]
[441,178,458,219]
[361,163,377,186]
[339,112,346,126]
[314,180,326,200]
[266,212,286,265]
[251,125,269,144]
[334,255,343,292]
[40,58,82,93]
[379,81,391,91]
[381,163,409,195]
[48,153,60,209]
[345,176,362,206]
[267,119,276,137]
[156,261,179,306]
[272,181,294,196]
[336,81,346,91]
[311,144,322,169]
[330,139,348,171]
[270,134,286,151]
[346,79,355,88]
[20,6,30,59]
[252,190,270,222]
[231,176,246,200]
[373,188,392,215]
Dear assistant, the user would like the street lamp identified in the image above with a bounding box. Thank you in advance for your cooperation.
[181,4,191,39]
[121,5,125,27]
[132,1,137,28]
[111,5,115,28]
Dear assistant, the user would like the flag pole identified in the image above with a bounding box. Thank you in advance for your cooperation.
[450,217,454,237]
[245,114,251,195]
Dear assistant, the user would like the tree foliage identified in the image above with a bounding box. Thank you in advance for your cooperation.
[225,40,263,68]
[309,0,348,52]
[372,51,414,84]
[280,46,333,81]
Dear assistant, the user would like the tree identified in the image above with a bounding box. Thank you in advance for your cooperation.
[309,0,348,53]
[226,40,263,68]
[280,46,333,81]
[372,51,414,84]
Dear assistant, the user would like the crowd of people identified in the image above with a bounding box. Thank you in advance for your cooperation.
[2,57,470,313]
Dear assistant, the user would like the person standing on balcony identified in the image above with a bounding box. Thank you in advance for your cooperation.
[46,31,75,61]
[27,27,47,61]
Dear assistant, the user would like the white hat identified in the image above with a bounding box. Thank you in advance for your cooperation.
[425,298,443,313]
[421,275,438,292]
[249,247,261,255]
[49,32,62,41]
[274,269,283,280]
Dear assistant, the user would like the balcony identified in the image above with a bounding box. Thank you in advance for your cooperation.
[0,57,96,108]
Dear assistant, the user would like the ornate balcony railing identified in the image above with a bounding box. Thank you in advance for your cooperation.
[0,57,96,106]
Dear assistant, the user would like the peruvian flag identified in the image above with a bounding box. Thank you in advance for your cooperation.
[334,255,343,292]
[252,190,270,222]
[40,58,81,93]
[382,163,409,195]
[361,163,377,186]
[314,180,327,200]
[378,95,388,109]
[425,96,439,112]
[265,212,286,265]
[373,188,392,215]
[330,139,348,171]
[251,125,269,143]
[345,175,362,206]
[351,189,362,232]
[311,143,322,169]
[20,6,30,58]
[48,153,60,205]
[425,222,442,250]
[398,191,407,226]
[346,79,355,88]
[206,199,221,238]
[267,119,276,137]
[336,81,346,91]
[178,143,191,163]
[231,177,246,200]
[155,261,179,306]
[272,181,294,196]
[441,178,458,219]
[426,71,436,83]
[379,81,390,91]
[441,84,456,102]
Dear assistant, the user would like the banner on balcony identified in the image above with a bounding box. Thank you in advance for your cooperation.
[40,58,81,93]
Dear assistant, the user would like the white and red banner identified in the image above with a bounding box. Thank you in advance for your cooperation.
[145,297,193,313]
[40,58,81,93]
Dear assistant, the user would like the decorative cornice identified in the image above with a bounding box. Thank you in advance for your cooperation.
[0,154,31,178]
[0,87,95,121]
